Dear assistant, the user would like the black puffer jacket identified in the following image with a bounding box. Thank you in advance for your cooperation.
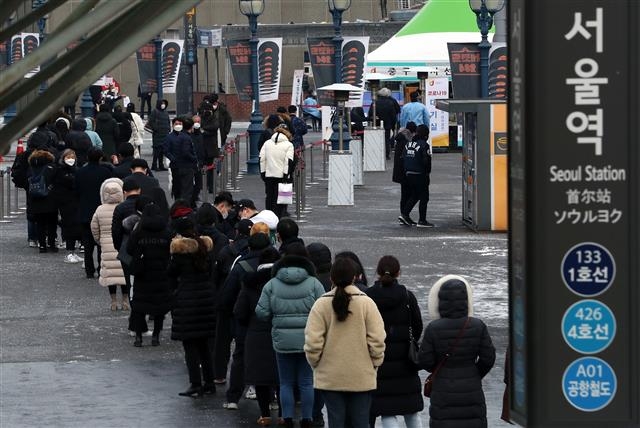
[94,111,119,159]
[168,235,216,341]
[127,205,173,316]
[418,276,496,428]
[27,150,57,215]
[233,264,279,386]
[366,281,424,417]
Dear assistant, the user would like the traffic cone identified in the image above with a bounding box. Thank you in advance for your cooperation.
[16,138,24,156]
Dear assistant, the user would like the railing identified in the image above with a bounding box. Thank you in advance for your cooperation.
[0,167,25,224]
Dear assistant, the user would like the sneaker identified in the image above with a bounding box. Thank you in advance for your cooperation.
[72,254,83,263]
[398,214,416,226]
[416,220,435,228]
[214,378,226,384]
[78,245,84,253]
[223,402,238,410]
[245,385,256,400]
[64,253,82,264]
[143,331,153,337]
[28,240,38,248]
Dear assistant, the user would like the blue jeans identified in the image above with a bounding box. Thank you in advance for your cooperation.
[321,390,371,428]
[276,352,314,419]
[380,413,423,428]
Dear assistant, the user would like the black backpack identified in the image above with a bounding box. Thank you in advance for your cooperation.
[11,152,29,189]
[117,119,133,143]
[28,168,51,198]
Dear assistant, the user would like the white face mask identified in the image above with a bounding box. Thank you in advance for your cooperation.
[64,158,76,166]
[212,104,218,110]
[160,104,167,110]
[173,125,183,132]
[193,122,201,130]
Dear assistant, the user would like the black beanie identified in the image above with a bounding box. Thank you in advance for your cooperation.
[306,242,332,273]
[248,233,270,250]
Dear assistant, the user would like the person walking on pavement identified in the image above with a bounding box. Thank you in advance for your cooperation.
[76,148,113,278]
[259,125,295,219]
[52,149,83,263]
[147,99,171,171]
[400,91,430,129]
[256,244,326,428]
[393,121,417,226]
[418,275,496,428]
[233,247,283,426]
[164,117,198,207]
[94,104,120,161]
[219,225,273,410]
[27,149,58,253]
[400,125,434,228]
[90,177,127,311]
[127,203,173,347]
[366,255,424,428]
[168,215,217,397]
[137,84,153,120]
[126,103,145,157]
[304,257,387,428]
[368,87,401,159]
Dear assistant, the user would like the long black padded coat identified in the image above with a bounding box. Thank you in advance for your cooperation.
[127,205,173,316]
[168,235,216,341]
[233,264,279,386]
[366,280,424,417]
[418,275,496,428]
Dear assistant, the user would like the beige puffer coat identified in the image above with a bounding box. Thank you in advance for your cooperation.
[91,177,125,287]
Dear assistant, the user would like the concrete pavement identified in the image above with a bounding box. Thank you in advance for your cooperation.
[0,127,510,427]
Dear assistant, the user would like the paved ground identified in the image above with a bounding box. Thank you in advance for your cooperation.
[0,126,510,427]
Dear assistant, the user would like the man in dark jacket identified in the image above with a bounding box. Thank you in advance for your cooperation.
[393,122,416,225]
[94,104,120,160]
[276,218,305,255]
[400,124,434,228]
[148,99,171,171]
[164,117,198,207]
[368,87,401,159]
[213,218,252,384]
[75,148,113,277]
[212,191,236,239]
[112,143,136,179]
[217,232,272,408]
[65,119,92,166]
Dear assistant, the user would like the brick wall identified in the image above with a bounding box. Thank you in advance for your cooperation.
[194,92,298,121]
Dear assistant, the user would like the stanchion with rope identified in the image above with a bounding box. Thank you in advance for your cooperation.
[4,167,17,219]
[0,169,12,223]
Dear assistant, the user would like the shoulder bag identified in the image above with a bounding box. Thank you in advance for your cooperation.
[424,316,470,398]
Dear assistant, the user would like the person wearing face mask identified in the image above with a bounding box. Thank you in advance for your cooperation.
[164,117,198,208]
[52,149,83,263]
[147,99,171,171]
[191,115,206,208]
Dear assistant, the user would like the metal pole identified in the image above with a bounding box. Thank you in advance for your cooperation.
[0,170,9,222]
[204,47,209,93]
[5,167,16,219]
[154,35,163,101]
[323,142,328,179]
[332,9,343,84]
[476,3,492,98]
[246,14,262,174]
[295,169,302,221]
[309,143,315,184]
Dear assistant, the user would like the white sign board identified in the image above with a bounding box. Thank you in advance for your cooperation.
[291,69,305,107]
[425,77,449,148]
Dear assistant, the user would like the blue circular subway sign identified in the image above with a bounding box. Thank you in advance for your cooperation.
[562,300,616,354]
[562,357,616,412]
[561,242,615,297]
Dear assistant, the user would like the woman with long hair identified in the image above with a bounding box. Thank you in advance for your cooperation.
[366,255,424,427]
[304,258,386,428]
[168,216,217,397]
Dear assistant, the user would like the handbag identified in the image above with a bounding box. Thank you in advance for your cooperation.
[277,182,293,205]
[424,317,470,398]
[405,288,420,367]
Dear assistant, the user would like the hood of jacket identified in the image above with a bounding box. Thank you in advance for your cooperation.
[270,129,292,144]
[139,204,168,232]
[428,274,474,320]
[28,149,55,167]
[243,263,275,292]
[122,213,140,232]
[84,118,94,131]
[398,127,413,142]
[155,99,169,110]
[100,177,124,205]
[95,111,114,123]
[170,235,213,254]
[272,255,316,285]
[71,118,87,131]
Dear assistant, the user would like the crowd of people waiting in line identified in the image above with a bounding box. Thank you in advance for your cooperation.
[9,91,497,428]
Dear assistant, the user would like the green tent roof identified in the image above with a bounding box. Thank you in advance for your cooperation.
[396,0,492,37]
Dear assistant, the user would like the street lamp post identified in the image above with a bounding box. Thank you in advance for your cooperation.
[154,34,164,101]
[32,0,48,95]
[239,0,265,175]
[328,0,351,151]
[3,13,17,123]
[469,0,505,98]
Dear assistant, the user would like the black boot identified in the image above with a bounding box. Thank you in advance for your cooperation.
[283,418,294,428]
[202,383,216,395]
[300,419,313,428]
[151,332,160,346]
[133,334,142,347]
[179,384,203,397]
